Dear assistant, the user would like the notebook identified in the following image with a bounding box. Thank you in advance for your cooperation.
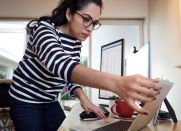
[70,79,173,131]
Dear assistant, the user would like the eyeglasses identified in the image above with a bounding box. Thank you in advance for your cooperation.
[75,12,101,30]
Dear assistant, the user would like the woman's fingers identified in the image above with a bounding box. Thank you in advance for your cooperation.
[140,86,160,98]
[134,105,149,115]
[127,99,149,115]
[135,75,162,91]
[86,104,106,119]
[131,91,156,103]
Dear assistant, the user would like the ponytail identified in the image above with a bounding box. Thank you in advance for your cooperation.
[51,0,70,25]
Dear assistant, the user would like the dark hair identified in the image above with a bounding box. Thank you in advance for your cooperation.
[39,0,103,26]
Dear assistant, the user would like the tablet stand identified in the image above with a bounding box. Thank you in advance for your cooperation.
[163,98,177,123]
[153,97,177,125]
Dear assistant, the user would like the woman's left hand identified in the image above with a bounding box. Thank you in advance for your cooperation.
[80,97,106,119]
[73,88,106,119]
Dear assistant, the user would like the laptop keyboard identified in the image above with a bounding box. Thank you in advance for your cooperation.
[92,120,132,131]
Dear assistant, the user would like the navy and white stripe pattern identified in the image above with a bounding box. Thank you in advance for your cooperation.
[9,20,82,103]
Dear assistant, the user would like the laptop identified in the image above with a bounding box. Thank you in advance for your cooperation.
[70,79,173,131]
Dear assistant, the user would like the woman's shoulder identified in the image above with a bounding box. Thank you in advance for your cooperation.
[39,20,55,28]
[27,20,57,32]
[38,20,58,33]
[27,20,60,39]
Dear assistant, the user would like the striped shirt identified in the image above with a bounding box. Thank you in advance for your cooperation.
[9,20,82,103]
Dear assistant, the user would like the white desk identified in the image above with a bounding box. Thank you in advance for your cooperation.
[58,104,181,131]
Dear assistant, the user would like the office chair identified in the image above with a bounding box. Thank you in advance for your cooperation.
[0,79,14,131]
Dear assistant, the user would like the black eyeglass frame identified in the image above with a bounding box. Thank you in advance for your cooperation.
[75,12,101,30]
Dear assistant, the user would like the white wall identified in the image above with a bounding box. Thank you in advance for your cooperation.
[149,0,181,119]
[0,0,59,18]
[0,0,148,19]
[102,0,148,18]
[101,0,149,43]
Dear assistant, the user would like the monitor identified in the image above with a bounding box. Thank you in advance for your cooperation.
[98,39,124,100]
[125,43,150,78]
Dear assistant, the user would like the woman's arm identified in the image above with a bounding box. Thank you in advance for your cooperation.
[71,64,161,114]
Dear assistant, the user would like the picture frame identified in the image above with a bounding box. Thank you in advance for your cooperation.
[98,39,124,99]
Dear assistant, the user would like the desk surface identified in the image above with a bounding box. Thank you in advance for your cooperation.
[58,104,181,131]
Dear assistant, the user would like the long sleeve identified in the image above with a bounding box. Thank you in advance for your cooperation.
[31,22,79,82]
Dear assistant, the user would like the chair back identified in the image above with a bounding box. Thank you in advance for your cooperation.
[0,83,10,107]
[0,79,14,130]
[0,80,12,108]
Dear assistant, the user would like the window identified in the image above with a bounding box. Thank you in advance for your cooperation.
[0,20,28,79]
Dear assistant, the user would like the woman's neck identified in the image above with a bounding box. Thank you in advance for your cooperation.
[58,24,71,36]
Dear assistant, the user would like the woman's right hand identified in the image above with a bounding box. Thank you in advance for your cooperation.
[113,74,161,114]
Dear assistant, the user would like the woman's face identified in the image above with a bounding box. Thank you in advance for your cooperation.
[66,3,101,41]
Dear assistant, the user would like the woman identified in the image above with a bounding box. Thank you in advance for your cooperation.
[9,0,161,131]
